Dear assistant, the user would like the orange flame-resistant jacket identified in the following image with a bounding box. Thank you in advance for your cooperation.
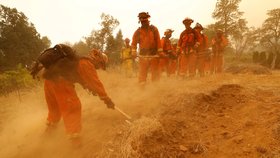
[161,37,173,55]
[76,58,108,99]
[195,30,209,52]
[212,35,228,53]
[177,27,200,51]
[131,25,163,56]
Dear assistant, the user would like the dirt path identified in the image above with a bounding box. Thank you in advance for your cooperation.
[1,71,280,158]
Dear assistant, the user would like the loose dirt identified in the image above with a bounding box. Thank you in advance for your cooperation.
[1,70,280,158]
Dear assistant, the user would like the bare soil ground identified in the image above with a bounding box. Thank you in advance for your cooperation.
[1,68,280,158]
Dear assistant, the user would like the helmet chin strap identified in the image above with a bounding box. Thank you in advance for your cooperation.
[140,21,150,27]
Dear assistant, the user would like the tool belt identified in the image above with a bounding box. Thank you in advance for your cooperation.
[140,48,157,56]
[164,50,177,59]
[196,50,208,58]
[121,57,133,63]
[182,45,195,55]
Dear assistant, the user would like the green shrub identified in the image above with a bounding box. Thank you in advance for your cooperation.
[0,64,35,96]
[224,51,253,67]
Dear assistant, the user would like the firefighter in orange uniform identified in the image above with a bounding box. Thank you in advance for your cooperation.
[159,29,175,77]
[193,23,209,77]
[177,17,200,78]
[168,42,178,77]
[211,29,228,73]
[131,12,163,86]
[30,44,114,146]
[204,48,213,75]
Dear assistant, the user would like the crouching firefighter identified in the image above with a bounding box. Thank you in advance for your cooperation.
[30,44,115,146]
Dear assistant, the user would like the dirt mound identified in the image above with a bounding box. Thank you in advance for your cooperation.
[225,64,271,75]
[2,72,280,158]
[109,84,280,158]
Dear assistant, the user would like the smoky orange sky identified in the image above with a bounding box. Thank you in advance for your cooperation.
[0,0,279,45]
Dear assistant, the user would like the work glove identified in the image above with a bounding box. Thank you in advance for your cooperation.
[194,42,200,48]
[131,50,137,58]
[158,52,167,58]
[176,47,181,55]
[30,61,43,79]
[169,52,178,59]
[102,97,115,109]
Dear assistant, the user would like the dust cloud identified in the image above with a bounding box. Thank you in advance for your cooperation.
[1,69,280,157]
[0,70,185,158]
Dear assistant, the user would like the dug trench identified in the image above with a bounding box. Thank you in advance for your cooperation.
[1,71,280,158]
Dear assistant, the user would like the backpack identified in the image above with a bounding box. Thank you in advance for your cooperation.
[37,44,77,68]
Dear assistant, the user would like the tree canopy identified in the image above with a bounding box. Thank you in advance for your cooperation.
[259,8,280,54]
[85,13,120,52]
[0,5,50,71]
[258,8,280,68]
[212,0,243,36]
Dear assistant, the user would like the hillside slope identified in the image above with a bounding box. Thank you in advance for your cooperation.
[1,70,280,158]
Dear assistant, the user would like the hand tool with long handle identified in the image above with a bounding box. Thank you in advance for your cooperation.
[115,106,132,124]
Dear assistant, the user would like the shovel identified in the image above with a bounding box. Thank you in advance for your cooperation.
[115,106,133,124]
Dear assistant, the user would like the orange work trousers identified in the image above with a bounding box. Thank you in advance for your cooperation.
[167,59,177,76]
[158,57,169,77]
[204,56,212,75]
[138,57,159,83]
[178,52,197,77]
[196,54,205,77]
[212,53,224,73]
[178,54,188,77]
[44,78,81,134]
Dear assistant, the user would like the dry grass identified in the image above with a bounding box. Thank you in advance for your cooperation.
[97,116,162,158]
[2,69,280,158]
[225,63,272,75]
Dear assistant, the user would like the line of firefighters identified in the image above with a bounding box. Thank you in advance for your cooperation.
[121,12,228,84]
[29,11,229,147]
